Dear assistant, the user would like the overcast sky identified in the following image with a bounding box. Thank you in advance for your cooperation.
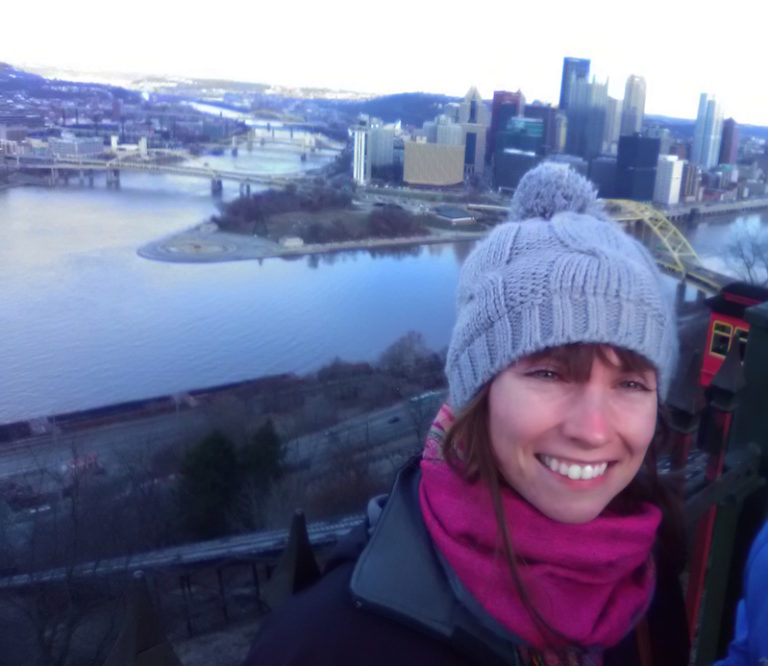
[5,0,768,125]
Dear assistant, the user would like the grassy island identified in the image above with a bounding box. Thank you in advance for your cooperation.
[211,183,487,245]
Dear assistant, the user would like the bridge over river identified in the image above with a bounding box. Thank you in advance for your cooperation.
[470,198,732,294]
[8,147,318,194]
[5,151,736,291]
[604,198,732,294]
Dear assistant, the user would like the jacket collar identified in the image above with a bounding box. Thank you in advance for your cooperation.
[349,457,525,664]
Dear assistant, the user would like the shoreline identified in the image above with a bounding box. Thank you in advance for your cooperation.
[138,193,768,264]
[137,225,487,263]
[662,197,768,220]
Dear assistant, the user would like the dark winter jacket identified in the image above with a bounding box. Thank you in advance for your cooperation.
[244,457,689,666]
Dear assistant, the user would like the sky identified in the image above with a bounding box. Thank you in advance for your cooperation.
[5,0,768,125]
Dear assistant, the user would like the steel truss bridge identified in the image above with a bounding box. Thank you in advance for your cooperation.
[12,150,304,193]
[470,199,729,294]
[239,127,346,152]
[604,199,728,295]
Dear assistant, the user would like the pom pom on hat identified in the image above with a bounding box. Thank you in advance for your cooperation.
[510,162,600,220]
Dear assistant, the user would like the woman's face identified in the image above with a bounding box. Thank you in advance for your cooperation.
[487,346,658,524]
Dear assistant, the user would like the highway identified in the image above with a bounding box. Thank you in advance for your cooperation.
[0,390,446,504]
[283,391,445,481]
[0,408,212,484]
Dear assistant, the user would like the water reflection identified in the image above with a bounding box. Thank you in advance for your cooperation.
[1,177,764,423]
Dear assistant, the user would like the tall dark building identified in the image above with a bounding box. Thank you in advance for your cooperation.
[494,150,540,190]
[719,118,739,165]
[487,91,526,163]
[616,134,660,200]
[589,156,617,197]
[564,78,608,160]
[495,117,545,156]
[559,57,590,110]
[524,103,557,154]
[493,117,544,189]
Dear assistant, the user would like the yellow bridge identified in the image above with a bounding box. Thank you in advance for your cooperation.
[470,199,729,295]
[604,199,726,295]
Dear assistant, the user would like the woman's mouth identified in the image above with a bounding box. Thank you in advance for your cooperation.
[537,454,609,480]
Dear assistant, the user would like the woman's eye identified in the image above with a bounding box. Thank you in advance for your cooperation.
[527,369,560,380]
[619,379,651,392]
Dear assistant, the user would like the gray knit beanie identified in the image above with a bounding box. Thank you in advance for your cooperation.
[445,162,678,410]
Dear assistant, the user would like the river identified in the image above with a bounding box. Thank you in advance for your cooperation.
[0,160,765,424]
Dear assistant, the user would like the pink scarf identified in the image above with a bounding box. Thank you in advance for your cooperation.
[419,404,661,654]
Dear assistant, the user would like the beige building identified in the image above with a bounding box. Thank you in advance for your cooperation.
[403,141,464,187]
[458,87,490,126]
[457,87,489,177]
[461,123,486,177]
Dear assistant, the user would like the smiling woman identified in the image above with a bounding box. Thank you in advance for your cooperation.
[486,344,658,524]
[244,163,690,666]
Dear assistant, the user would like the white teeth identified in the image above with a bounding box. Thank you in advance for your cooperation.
[541,455,609,481]
[546,458,559,473]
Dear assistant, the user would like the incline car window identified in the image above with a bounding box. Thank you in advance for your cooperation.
[710,321,732,358]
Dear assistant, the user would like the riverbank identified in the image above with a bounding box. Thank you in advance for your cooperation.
[138,222,486,263]
[662,196,768,220]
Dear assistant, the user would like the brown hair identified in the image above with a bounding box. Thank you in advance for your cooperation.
[442,343,686,645]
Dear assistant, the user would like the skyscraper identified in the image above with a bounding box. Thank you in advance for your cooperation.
[616,135,660,200]
[680,162,701,202]
[565,77,608,159]
[495,117,545,156]
[645,126,672,155]
[559,57,590,110]
[692,93,724,170]
[458,87,489,125]
[352,126,370,184]
[719,118,739,165]
[524,103,557,154]
[620,75,646,136]
[653,155,684,205]
[458,87,489,177]
[487,90,526,163]
[603,96,622,154]
[350,116,395,184]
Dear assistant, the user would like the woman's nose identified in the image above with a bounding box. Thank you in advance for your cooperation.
[561,386,613,448]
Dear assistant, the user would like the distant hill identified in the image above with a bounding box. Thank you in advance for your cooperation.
[319,92,461,128]
[3,66,460,129]
[737,123,768,141]
[645,114,768,142]
[0,63,47,92]
[644,115,696,139]
[0,63,141,103]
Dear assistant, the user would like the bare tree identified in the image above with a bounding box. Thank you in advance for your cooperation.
[726,218,768,285]
[0,463,124,666]
[403,391,445,450]
[114,442,182,551]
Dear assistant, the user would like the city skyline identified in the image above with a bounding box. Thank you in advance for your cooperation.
[4,0,768,125]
